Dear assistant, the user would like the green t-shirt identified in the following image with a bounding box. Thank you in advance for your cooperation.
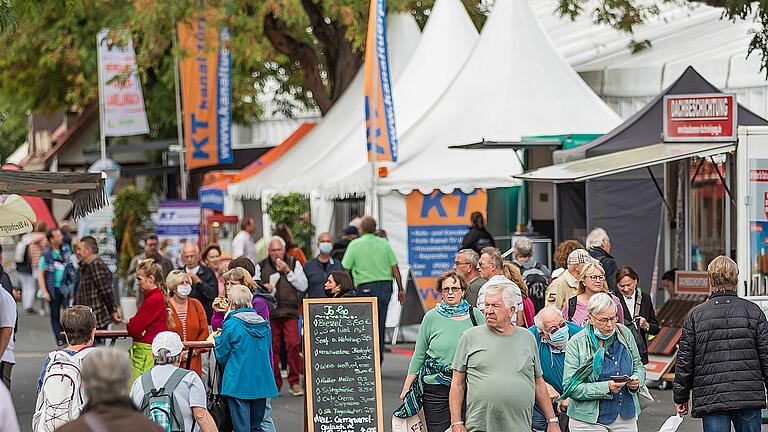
[342,234,398,285]
[407,308,485,384]
[452,325,543,432]
[38,251,65,288]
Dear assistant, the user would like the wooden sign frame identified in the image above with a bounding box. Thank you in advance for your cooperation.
[303,297,384,432]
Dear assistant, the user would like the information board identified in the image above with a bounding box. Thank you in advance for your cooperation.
[303,298,383,432]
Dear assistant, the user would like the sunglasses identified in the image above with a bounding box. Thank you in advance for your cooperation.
[438,286,465,293]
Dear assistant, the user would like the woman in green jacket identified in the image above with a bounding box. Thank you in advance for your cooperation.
[562,293,645,431]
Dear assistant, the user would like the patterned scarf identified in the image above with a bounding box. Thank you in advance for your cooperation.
[435,299,470,318]
[393,356,452,418]
[559,323,615,401]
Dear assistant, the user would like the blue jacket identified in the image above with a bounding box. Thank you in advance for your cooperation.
[303,257,344,298]
[214,308,278,400]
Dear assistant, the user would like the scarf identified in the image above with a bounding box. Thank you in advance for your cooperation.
[393,356,452,418]
[435,299,470,318]
[559,323,616,401]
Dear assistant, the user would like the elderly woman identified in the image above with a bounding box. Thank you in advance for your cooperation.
[214,285,278,431]
[563,262,624,328]
[615,266,659,365]
[126,259,173,381]
[166,270,209,376]
[561,293,645,431]
[396,271,484,432]
[324,271,356,298]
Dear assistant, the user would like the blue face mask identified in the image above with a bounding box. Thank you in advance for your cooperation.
[593,327,615,340]
[549,325,570,345]
[318,242,333,255]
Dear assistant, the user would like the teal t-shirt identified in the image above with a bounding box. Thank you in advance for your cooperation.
[342,234,398,285]
[408,307,485,384]
[38,251,65,288]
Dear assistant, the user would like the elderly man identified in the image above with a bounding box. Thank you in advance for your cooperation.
[256,236,308,396]
[476,247,523,321]
[545,249,595,310]
[514,237,551,312]
[57,348,163,432]
[586,228,619,294]
[529,307,583,431]
[304,232,344,298]
[449,284,560,432]
[180,243,218,324]
[454,249,485,307]
[342,216,404,360]
[674,256,768,432]
[232,218,258,265]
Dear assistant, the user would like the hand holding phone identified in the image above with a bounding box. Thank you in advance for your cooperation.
[610,375,630,383]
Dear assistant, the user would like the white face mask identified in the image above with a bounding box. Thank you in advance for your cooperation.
[176,284,192,298]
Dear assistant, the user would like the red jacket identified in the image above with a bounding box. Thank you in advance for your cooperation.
[126,288,168,344]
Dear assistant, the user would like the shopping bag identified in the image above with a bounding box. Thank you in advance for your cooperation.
[657,415,684,432]
[638,384,655,409]
[391,410,427,432]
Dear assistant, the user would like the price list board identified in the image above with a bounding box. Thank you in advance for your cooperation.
[303,298,383,432]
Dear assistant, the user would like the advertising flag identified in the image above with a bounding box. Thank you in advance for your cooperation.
[178,14,233,169]
[96,28,150,137]
[364,0,398,163]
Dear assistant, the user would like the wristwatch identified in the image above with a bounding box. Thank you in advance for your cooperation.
[548,417,559,423]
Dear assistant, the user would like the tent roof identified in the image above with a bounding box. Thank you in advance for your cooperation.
[228,14,421,199]
[322,0,622,198]
[0,169,106,220]
[554,66,768,162]
[270,0,481,197]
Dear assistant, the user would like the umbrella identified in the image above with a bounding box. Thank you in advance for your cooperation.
[0,194,37,236]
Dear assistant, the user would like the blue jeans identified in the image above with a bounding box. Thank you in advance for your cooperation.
[357,281,392,361]
[261,399,276,432]
[228,397,267,432]
[49,287,66,344]
[702,408,761,432]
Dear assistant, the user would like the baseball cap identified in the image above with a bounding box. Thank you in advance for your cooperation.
[152,331,184,357]
[567,249,597,266]
[342,225,358,235]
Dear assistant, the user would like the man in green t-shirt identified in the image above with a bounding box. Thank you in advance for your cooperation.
[342,216,403,360]
[449,284,561,432]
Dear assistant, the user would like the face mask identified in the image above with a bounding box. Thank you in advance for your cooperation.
[593,327,615,341]
[177,284,192,297]
[324,288,335,298]
[319,242,333,255]
[548,325,570,347]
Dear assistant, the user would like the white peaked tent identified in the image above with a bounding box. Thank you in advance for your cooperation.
[321,0,622,201]
[227,14,421,206]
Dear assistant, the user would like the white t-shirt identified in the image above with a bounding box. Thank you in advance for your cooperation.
[130,364,206,432]
[0,381,19,431]
[0,287,16,363]
[232,231,256,265]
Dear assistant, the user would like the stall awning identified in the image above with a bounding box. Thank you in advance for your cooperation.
[514,142,735,183]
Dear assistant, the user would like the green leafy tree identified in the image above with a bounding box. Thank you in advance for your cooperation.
[266,193,315,256]
[113,186,152,281]
[0,0,14,34]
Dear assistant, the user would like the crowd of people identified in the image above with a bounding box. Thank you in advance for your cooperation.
[1,216,767,432]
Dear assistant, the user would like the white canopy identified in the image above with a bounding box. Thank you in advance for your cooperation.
[322,0,622,198]
[228,14,421,199]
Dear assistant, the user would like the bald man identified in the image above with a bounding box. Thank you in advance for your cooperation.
[180,243,218,323]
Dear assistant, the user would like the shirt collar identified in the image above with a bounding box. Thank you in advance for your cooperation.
[186,265,200,274]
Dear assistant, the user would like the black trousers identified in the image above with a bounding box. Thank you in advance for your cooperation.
[423,383,460,432]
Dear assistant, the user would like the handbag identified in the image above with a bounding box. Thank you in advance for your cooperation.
[391,410,426,432]
[207,362,233,432]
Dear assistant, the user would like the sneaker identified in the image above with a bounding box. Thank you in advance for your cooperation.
[289,384,304,397]
[280,369,288,379]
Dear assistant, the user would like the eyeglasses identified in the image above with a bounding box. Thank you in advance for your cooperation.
[587,275,605,281]
[439,286,465,293]
[590,314,619,325]
[545,321,567,334]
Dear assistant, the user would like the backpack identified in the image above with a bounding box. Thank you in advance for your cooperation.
[33,348,94,432]
[519,263,549,313]
[138,368,189,432]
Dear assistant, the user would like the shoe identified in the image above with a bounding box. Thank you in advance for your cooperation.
[25,308,34,315]
[280,369,288,379]
[289,384,304,397]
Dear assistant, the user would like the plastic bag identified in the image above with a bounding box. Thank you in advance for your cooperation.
[391,410,426,432]
[657,415,684,432]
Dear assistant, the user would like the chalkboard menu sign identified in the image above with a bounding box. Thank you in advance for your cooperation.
[303,297,384,432]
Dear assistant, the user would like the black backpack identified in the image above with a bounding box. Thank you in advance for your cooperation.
[519,263,549,313]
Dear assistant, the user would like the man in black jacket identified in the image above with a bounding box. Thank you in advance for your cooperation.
[674,256,768,432]
[586,228,619,294]
[179,243,218,324]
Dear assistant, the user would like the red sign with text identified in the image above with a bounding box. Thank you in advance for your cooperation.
[663,94,737,142]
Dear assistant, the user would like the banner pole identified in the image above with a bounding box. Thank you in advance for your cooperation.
[96,31,107,161]
[173,28,188,201]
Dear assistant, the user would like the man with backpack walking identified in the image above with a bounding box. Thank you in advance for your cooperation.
[513,237,551,313]
[130,331,217,432]
[34,306,98,431]
[37,228,73,346]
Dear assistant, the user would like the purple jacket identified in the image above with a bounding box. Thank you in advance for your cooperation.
[212,295,274,331]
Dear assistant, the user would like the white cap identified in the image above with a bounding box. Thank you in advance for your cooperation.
[152,331,184,357]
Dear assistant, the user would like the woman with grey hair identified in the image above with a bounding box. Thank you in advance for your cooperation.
[561,293,645,431]
[57,348,164,432]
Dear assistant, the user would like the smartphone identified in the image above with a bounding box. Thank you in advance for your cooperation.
[610,375,630,382]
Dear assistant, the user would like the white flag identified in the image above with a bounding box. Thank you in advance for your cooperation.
[96,28,149,136]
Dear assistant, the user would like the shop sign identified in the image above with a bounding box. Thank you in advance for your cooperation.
[663,93,737,142]
[674,271,709,294]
